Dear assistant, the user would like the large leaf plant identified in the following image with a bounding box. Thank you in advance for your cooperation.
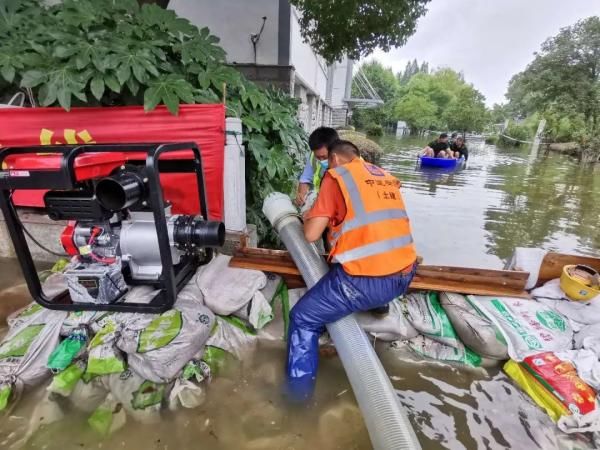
[0,0,307,244]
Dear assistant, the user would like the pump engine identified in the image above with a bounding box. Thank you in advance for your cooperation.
[0,142,224,313]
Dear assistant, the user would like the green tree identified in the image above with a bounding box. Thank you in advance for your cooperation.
[506,16,600,134]
[393,68,488,133]
[394,92,438,132]
[351,60,400,129]
[443,85,488,133]
[352,61,399,102]
[289,0,430,62]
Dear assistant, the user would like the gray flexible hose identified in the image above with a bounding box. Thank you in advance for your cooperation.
[264,194,421,450]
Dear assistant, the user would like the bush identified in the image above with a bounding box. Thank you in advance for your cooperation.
[365,124,384,137]
[0,0,307,245]
[484,135,498,145]
[499,121,532,146]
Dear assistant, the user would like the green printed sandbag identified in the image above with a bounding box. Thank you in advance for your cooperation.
[355,298,418,341]
[0,307,66,410]
[202,316,258,375]
[233,273,282,330]
[402,335,482,367]
[473,295,573,360]
[116,297,215,383]
[440,292,509,360]
[197,255,272,329]
[99,369,168,424]
[85,318,126,380]
[402,291,462,347]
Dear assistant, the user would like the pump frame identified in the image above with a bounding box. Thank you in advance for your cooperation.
[0,142,212,313]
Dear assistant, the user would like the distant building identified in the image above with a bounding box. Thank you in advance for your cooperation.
[169,0,353,130]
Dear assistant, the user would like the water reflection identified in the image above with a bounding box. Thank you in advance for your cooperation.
[379,135,600,267]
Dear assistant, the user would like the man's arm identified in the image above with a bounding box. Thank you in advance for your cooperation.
[294,155,314,206]
[303,216,329,242]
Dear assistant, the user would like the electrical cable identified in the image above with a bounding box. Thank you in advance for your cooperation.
[8,191,69,257]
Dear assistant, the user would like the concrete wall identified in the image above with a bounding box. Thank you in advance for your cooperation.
[169,0,280,65]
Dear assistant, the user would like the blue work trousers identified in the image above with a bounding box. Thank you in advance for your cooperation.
[286,263,416,401]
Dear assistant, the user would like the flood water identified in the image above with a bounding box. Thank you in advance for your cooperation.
[1,135,599,449]
[381,135,600,268]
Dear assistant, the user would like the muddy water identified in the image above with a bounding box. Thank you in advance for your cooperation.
[380,135,600,268]
[1,137,600,449]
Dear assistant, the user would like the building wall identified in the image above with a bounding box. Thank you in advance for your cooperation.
[169,0,348,131]
[169,0,280,65]
[289,7,328,101]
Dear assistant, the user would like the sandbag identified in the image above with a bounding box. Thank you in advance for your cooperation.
[202,316,258,375]
[402,291,462,348]
[504,352,599,433]
[355,298,418,342]
[474,295,573,360]
[534,279,600,328]
[257,288,304,341]
[196,254,268,316]
[0,306,66,410]
[116,297,215,383]
[440,292,509,360]
[85,317,126,380]
[100,369,168,424]
[233,273,281,329]
[402,335,482,367]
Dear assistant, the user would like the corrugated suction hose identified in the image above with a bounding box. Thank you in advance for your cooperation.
[263,193,421,450]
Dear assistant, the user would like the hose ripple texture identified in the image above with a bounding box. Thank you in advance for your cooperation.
[278,220,421,450]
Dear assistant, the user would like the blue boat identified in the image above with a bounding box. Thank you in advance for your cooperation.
[419,156,465,169]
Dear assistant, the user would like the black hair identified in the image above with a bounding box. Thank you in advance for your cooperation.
[308,127,339,151]
[440,133,448,139]
[328,139,360,158]
[451,132,458,138]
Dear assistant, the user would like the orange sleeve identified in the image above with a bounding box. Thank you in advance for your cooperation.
[305,173,346,226]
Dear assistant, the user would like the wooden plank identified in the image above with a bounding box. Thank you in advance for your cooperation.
[537,253,600,286]
[230,247,530,297]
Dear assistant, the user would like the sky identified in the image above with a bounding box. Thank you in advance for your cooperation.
[365,0,600,106]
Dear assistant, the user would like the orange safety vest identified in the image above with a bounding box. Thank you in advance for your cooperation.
[327,159,416,276]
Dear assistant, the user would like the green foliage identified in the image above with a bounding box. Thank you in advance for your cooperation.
[443,85,488,132]
[365,124,383,137]
[352,61,399,102]
[398,59,429,85]
[0,0,307,244]
[499,121,532,146]
[393,69,486,133]
[506,16,600,137]
[351,61,400,128]
[289,0,430,62]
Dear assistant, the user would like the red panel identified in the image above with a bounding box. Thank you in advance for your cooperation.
[0,105,225,220]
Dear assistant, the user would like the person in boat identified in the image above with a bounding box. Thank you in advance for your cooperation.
[287,139,417,401]
[450,136,469,161]
[449,132,458,146]
[294,127,339,207]
[422,133,450,158]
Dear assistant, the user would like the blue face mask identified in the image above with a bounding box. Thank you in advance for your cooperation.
[319,160,329,170]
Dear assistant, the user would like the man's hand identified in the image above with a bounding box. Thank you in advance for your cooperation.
[294,183,310,207]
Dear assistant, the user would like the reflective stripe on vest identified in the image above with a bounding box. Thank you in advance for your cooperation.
[333,234,414,264]
[334,165,408,234]
[329,161,414,270]
[309,152,323,190]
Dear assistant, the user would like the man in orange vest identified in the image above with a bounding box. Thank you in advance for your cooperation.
[287,139,417,400]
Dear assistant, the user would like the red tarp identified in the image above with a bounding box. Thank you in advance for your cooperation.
[0,105,225,220]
